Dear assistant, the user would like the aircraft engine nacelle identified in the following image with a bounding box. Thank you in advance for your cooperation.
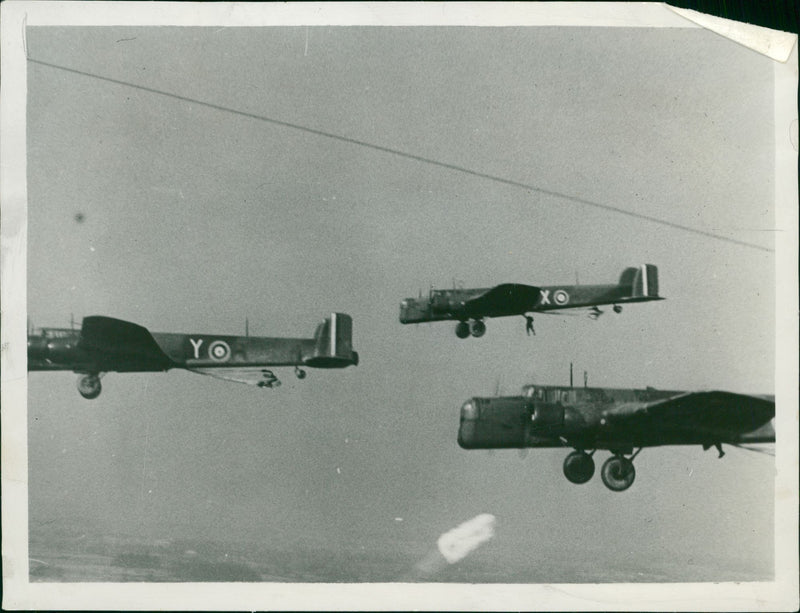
[530,402,567,436]
[457,396,530,449]
[303,313,359,368]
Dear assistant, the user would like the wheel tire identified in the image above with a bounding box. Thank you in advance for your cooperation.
[613,305,623,314]
[77,375,102,400]
[563,451,595,484]
[601,455,636,492]
[296,369,307,380]
[455,321,470,339]
[470,319,486,338]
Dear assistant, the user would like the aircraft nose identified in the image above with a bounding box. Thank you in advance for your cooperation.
[457,400,479,449]
[461,399,478,420]
[399,300,411,323]
[27,336,49,359]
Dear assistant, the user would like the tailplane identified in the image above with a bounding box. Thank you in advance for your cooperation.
[304,313,359,368]
[619,264,659,299]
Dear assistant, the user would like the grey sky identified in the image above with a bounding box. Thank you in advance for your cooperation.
[24,23,777,585]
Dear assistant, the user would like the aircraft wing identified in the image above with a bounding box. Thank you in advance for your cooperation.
[78,316,174,371]
[186,366,281,388]
[463,284,542,316]
[602,391,775,440]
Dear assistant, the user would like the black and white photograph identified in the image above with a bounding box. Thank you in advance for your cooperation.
[1,2,797,610]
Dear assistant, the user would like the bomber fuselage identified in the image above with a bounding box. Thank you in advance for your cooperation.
[28,328,354,373]
[457,384,775,452]
[400,283,658,324]
[27,313,358,399]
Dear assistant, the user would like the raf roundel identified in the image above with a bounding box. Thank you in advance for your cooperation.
[208,340,231,362]
[553,289,570,305]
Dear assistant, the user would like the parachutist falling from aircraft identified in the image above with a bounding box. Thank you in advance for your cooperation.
[525,315,535,336]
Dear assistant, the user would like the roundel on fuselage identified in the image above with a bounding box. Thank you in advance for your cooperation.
[208,340,231,362]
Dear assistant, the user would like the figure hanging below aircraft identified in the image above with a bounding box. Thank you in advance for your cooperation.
[27,313,359,399]
[456,383,774,492]
[399,264,662,338]
[525,315,535,336]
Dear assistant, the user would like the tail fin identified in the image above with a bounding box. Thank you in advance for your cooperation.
[620,264,659,298]
[304,313,359,368]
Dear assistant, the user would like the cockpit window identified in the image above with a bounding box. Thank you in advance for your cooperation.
[524,386,545,400]
[42,329,77,339]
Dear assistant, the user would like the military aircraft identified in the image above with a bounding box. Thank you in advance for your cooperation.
[457,383,775,491]
[399,264,662,338]
[27,313,359,398]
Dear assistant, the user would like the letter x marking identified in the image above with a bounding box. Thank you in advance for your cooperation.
[540,289,551,305]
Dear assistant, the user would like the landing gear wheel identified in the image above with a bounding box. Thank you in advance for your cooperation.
[295,366,307,380]
[77,374,102,400]
[455,321,470,339]
[563,451,595,484]
[613,305,622,314]
[601,455,636,491]
[469,319,486,338]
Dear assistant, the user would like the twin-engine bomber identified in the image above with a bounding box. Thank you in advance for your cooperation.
[27,313,359,398]
[457,384,775,492]
[399,264,662,338]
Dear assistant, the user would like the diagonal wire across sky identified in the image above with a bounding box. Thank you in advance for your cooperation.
[28,57,774,254]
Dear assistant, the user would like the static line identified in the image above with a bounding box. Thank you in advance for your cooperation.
[27,58,774,254]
